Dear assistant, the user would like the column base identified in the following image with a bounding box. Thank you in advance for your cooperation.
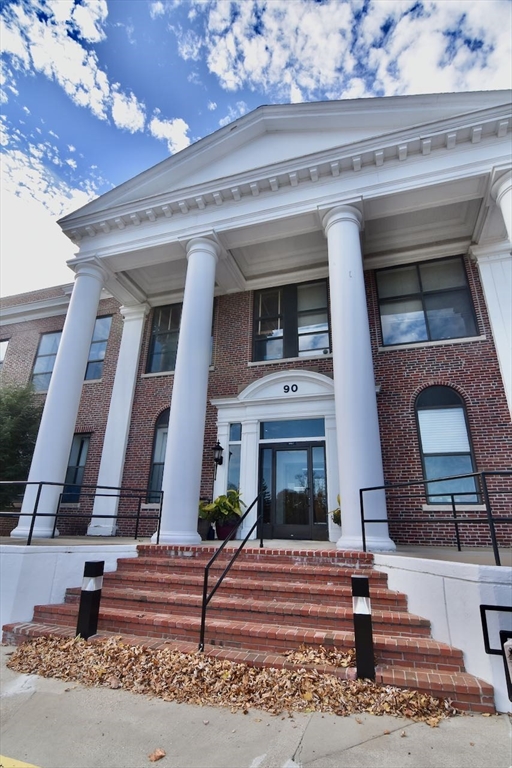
[336,533,396,553]
[152,529,202,545]
[87,523,117,537]
[10,525,59,540]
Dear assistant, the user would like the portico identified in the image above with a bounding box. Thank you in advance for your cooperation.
[14,91,512,551]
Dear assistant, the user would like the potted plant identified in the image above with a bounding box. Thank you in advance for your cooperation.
[330,495,341,528]
[197,498,214,540]
[199,489,246,540]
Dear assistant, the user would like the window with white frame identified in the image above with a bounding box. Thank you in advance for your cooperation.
[376,257,477,346]
[227,423,242,491]
[253,280,330,361]
[0,339,9,371]
[32,331,62,391]
[416,386,478,504]
[85,316,112,380]
[147,409,169,502]
[62,434,91,503]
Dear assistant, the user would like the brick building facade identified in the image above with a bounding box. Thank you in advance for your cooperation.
[1,92,511,548]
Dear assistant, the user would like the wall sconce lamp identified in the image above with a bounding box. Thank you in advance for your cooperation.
[212,440,224,480]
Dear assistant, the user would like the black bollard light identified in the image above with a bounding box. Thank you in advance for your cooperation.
[351,574,376,680]
[76,560,104,640]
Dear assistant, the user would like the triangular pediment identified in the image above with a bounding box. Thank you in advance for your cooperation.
[61,90,511,225]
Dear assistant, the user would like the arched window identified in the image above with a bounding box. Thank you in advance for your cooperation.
[416,386,478,503]
[147,409,169,502]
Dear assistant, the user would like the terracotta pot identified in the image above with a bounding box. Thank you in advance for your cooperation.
[215,520,239,540]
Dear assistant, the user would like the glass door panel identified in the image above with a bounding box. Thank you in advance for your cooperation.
[259,441,328,540]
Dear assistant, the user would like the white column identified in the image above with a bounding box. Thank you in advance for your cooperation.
[322,205,395,552]
[237,419,259,539]
[88,303,150,535]
[11,262,106,539]
[492,170,512,242]
[154,237,219,544]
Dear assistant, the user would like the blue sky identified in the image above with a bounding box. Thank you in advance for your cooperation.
[1,0,511,297]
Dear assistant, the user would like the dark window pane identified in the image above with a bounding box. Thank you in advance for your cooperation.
[255,337,283,361]
[89,340,107,360]
[259,290,281,318]
[424,455,478,503]
[417,386,462,409]
[229,423,242,441]
[260,448,272,524]
[377,266,419,298]
[32,373,51,391]
[297,282,327,311]
[260,418,325,440]
[85,361,103,380]
[92,316,112,342]
[147,305,182,372]
[420,259,466,291]
[298,332,330,356]
[312,446,327,524]
[33,356,55,374]
[425,291,477,340]
[38,332,61,355]
[259,318,282,335]
[380,299,428,344]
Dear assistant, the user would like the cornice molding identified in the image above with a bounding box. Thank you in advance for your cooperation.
[61,106,511,246]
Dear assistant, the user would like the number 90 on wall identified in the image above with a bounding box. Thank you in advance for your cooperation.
[283,384,298,393]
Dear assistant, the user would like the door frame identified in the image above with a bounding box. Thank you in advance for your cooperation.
[259,440,328,540]
[211,370,340,542]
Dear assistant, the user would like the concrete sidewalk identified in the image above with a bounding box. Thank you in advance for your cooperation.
[1,646,511,768]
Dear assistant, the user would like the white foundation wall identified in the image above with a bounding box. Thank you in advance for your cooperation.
[374,554,512,712]
[0,545,137,632]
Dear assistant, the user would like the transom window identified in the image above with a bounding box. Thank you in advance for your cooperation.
[253,281,330,361]
[376,257,477,346]
[416,386,478,504]
[146,304,182,373]
[85,316,112,380]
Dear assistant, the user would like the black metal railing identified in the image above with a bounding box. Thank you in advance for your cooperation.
[0,479,163,546]
[359,470,512,566]
[198,491,264,652]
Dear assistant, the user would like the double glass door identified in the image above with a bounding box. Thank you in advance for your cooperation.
[259,441,328,540]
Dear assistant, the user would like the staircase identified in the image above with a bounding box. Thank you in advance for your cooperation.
[2,544,495,712]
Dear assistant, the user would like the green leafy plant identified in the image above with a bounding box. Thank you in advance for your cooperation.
[198,489,246,524]
[330,495,341,527]
[0,385,42,509]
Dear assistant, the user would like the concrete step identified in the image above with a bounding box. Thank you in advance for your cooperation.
[64,586,430,636]
[1,623,494,713]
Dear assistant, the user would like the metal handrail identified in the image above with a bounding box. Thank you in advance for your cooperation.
[359,470,512,566]
[198,491,264,651]
[0,479,163,545]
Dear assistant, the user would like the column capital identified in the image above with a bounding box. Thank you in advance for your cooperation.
[321,205,363,236]
[186,236,221,262]
[120,303,151,322]
[491,169,512,204]
[73,259,109,285]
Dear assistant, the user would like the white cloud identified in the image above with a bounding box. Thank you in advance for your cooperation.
[176,28,203,61]
[0,142,100,296]
[218,101,249,127]
[111,88,146,132]
[182,0,511,100]
[149,114,191,154]
[207,100,217,111]
[149,1,166,19]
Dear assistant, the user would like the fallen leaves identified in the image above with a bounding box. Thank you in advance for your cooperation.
[284,644,356,668]
[7,636,458,726]
[148,747,166,762]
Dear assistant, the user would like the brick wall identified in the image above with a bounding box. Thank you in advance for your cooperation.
[2,258,511,546]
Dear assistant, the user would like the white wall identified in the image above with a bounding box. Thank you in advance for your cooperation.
[374,554,512,712]
[0,544,137,632]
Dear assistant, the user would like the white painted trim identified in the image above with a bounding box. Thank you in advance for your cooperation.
[212,370,340,542]
[247,353,333,367]
[378,335,486,353]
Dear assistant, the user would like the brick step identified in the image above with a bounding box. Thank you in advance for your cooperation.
[136,545,375,569]
[117,556,390,587]
[2,623,493,714]
[30,603,465,671]
[65,586,430,637]
[101,570,409,610]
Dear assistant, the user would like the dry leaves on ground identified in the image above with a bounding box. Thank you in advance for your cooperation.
[284,644,356,668]
[7,636,457,726]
